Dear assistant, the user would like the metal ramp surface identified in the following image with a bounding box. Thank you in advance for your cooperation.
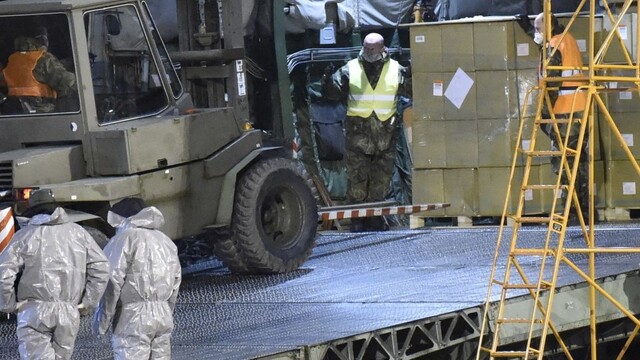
[0,224,639,359]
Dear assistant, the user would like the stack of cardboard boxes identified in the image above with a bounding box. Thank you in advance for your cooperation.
[408,14,629,219]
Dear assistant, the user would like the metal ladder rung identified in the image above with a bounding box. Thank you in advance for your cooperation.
[500,282,552,290]
[535,118,572,124]
[512,248,554,256]
[513,216,551,224]
[488,349,540,357]
[523,184,567,191]
[521,149,577,157]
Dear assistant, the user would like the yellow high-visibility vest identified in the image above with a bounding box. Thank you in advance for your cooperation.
[346,58,399,121]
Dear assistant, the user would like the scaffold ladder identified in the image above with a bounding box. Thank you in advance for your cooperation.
[476,1,640,359]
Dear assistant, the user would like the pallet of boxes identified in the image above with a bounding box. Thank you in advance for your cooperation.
[405,14,624,228]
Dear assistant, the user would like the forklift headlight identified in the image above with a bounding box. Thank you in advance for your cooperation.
[14,188,37,202]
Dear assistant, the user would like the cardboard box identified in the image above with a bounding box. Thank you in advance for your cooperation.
[478,166,529,215]
[602,13,636,64]
[412,120,446,169]
[516,68,540,118]
[600,111,640,160]
[412,169,446,216]
[412,71,477,121]
[473,20,516,71]
[603,70,640,112]
[413,167,479,217]
[441,23,476,72]
[412,72,445,121]
[409,25,443,74]
[605,159,640,208]
[513,18,540,70]
[477,117,520,167]
[408,21,474,73]
[443,167,479,216]
[412,119,478,169]
[476,70,520,119]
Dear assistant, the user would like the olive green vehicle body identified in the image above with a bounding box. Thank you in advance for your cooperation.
[0,0,287,240]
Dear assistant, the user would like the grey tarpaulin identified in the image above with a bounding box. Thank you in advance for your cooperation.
[93,206,181,359]
[435,0,586,20]
[0,207,109,360]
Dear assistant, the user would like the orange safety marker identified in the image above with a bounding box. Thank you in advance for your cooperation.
[0,207,15,254]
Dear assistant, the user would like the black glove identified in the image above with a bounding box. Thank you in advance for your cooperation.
[515,14,533,35]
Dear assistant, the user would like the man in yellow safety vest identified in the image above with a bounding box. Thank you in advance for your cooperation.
[322,33,411,232]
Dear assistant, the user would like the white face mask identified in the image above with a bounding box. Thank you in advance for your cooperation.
[360,48,383,63]
[534,32,543,45]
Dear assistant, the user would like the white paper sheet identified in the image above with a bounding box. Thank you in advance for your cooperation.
[444,68,474,109]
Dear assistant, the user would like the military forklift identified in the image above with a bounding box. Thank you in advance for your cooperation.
[0,0,319,274]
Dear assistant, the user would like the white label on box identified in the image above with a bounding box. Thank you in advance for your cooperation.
[525,189,533,201]
[623,133,634,146]
[577,39,587,52]
[623,182,637,195]
[521,139,531,151]
[556,189,563,199]
[415,35,425,43]
[610,81,618,89]
[620,91,633,100]
[433,81,443,96]
[517,43,530,57]
[619,25,628,40]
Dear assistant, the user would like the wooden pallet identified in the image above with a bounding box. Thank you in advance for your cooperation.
[597,208,640,222]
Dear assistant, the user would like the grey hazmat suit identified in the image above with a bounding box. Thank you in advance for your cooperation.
[93,206,182,360]
[0,207,109,360]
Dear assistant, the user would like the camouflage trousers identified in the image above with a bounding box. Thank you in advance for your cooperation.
[541,112,589,212]
[344,116,397,203]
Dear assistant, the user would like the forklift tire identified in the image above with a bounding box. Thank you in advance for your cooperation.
[211,236,252,274]
[232,157,318,274]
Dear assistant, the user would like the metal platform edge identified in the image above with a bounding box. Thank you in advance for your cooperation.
[254,269,640,360]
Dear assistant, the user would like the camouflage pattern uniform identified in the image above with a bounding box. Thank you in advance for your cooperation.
[540,44,589,213]
[322,52,411,206]
[2,36,76,113]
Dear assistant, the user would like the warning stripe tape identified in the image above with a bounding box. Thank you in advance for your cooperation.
[319,203,450,221]
[0,207,15,254]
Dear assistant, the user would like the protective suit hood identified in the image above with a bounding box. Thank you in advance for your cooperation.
[107,206,165,232]
[28,207,70,225]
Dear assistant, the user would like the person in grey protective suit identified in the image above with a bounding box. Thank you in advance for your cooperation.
[93,201,182,360]
[0,207,110,360]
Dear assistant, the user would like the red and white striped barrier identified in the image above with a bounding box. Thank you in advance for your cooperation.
[0,207,15,254]
[319,203,450,221]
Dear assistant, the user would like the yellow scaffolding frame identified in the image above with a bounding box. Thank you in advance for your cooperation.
[476,0,640,359]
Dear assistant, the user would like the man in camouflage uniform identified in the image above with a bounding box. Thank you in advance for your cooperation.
[322,33,411,232]
[1,26,77,113]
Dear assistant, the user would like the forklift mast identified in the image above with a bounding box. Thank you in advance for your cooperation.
[172,0,294,140]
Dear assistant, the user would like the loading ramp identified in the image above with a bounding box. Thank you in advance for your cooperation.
[0,225,639,359]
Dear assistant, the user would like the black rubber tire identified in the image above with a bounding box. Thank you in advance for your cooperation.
[232,157,318,274]
[210,235,252,274]
[83,226,110,249]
